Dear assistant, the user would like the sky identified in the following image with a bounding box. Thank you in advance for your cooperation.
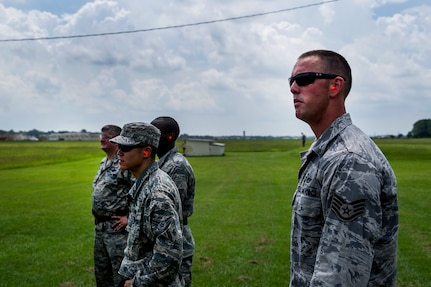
[0,0,430,137]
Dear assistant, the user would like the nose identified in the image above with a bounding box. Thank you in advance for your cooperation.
[290,82,299,95]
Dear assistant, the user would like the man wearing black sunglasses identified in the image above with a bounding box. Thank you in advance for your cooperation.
[92,124,134,287]
[110,122,184,287]
[289,50,398,287]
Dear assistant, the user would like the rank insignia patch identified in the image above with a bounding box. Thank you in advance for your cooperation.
[331,193,366,222]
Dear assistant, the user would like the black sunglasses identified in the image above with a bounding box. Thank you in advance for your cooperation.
[118,144,145,153]
[289,72,345,87]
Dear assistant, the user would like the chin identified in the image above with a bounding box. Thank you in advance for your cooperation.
[295,112,304,120]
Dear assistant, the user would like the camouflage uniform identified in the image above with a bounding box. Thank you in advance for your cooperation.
[92,153,134,287]
[290,113,398,287]
[158,146,195,286]
[118,162,184,287]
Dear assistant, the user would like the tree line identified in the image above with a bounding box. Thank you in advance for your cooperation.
[1,119,431,140]
[407,119,431,138]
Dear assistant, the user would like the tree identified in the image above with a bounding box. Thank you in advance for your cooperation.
[408,119,431,138]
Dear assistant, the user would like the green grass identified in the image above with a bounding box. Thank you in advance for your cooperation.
[0,139,430,286]
[0,141,101,170]
[379,139,431,286]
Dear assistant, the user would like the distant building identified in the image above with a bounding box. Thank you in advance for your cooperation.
[182,139,225,157]
[47,132,99,141]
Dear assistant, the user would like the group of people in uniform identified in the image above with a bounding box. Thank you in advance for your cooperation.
[91,49,398,287]
[92,117,195,287]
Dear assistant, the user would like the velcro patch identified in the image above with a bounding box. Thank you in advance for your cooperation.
[331,193,366,222]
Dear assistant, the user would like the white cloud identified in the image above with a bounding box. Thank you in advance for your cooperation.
[0,0,430,136]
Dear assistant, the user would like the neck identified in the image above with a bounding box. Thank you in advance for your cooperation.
[311,110,346,138]
[105,148,118,160]
[157,145,174,158]
[133,159,154,178]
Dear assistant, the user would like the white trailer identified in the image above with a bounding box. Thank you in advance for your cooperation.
[182,139,225,156]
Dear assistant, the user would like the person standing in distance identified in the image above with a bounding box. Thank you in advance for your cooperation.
[289,50,398,286]
[151,116,196,287]
[92,124,135,287]
[301,132,306,147]
[111,122,184,287]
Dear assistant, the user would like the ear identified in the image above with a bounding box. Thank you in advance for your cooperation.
[143,146,152,157]
[167,132,175,142]
[329,77,344,97]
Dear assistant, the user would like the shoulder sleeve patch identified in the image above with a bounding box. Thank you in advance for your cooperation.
[331,193,366,222]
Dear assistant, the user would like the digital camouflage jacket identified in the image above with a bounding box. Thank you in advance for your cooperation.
[92,153,134,218]
[290,113,398,287]
[119,162,184,287]
[157,146,196,258]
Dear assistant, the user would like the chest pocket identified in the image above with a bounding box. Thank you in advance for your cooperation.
[293,190,322,218]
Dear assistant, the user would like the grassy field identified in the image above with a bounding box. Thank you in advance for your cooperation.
[0,138,430,286]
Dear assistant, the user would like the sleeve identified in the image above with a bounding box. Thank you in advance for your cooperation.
[132,190,183,286]
[311,153,382,287]
[184,168,195,218]
[169,164,195,218]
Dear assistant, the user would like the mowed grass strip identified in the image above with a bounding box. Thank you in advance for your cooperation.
[380,139,431,286]
[188,150,298,286]
[0,141,100,170]
[0,158,97,287]
[0,139,430,286]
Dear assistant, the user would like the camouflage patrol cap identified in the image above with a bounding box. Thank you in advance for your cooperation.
[110,122,161,148]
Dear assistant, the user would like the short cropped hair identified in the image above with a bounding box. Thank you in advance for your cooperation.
[151,116,180,141]
[299,50,352,98]
[101,125,122,137]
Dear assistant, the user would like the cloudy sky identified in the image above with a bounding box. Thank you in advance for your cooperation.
[0,0,430,137]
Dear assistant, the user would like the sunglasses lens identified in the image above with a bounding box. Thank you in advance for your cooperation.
[118,145,133,152]
[290,73,341,87]
[295,76,315,86]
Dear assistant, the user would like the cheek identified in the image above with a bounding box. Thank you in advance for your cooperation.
[122,152,142,168]
[307,88,329,106]
[298,92,329,119]
[316,92,330,109]
[102,141,114,148]
[308,95,325,111]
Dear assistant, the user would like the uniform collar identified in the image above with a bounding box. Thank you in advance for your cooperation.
[309,113,352,158]
[128,161,159,199]
[157,146,178,166]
